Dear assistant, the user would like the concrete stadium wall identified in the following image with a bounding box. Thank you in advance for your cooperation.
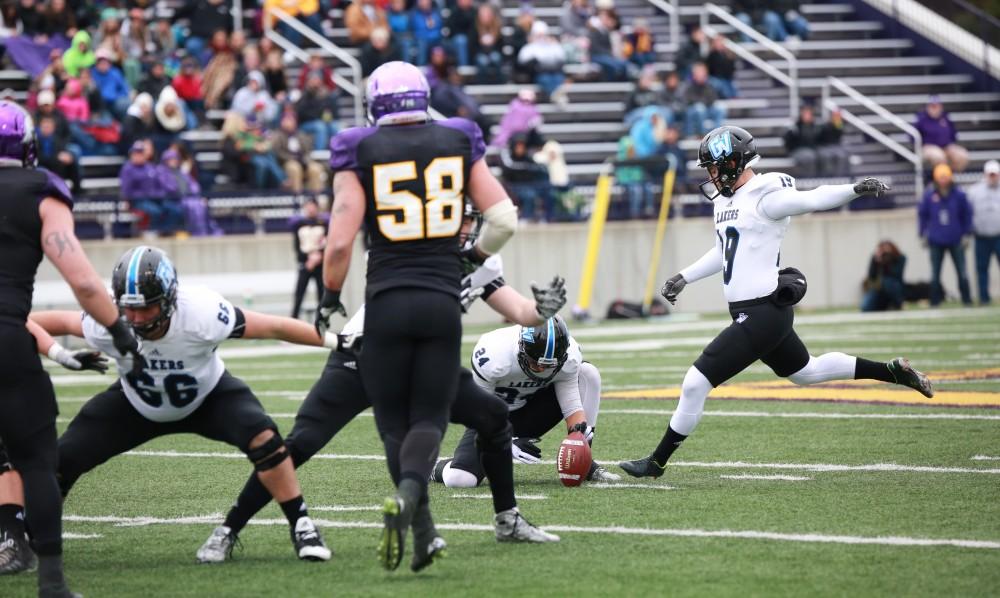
[34,209,998,323]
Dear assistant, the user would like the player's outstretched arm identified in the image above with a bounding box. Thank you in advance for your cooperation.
[239,309,339,348]
[26,319,108,373]
[484,276,566,326]
[29,310,86,338]
[465,160,519,263]
[758,178,890,220]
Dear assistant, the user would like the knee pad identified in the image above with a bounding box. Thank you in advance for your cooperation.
[441,462,482,488]
[246,431,289,472]
[475,420,512,455]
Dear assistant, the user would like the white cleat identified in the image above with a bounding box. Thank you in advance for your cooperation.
[196,526,238,564]
[494,509,560,543]
[587,462,623,483]
[292,517,332,561]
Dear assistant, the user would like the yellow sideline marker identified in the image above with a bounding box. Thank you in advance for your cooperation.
[641,166,676,314]
[606,376,1000,408]
[575,165,613,313]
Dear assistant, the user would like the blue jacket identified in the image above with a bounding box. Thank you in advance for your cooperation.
[918,184,971,246]
[410,8,442,43]
[92,66,130,104]
[120,161,164,201]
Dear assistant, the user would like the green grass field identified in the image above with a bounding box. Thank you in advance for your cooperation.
[5,306,1000,597]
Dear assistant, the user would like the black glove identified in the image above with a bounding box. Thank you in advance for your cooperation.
[459,276,484,313]
[853,177,890,198]
[459,246,487,276]
[336,331,363,355]
[660,273,687,305]
[72,350,109,374]
[315,288,347,339]
[532,275,567,320]
[570,421,589,435]
[107,317,145,376]
[511,437,542,464]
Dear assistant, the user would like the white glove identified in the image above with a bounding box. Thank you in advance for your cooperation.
[511,437,542,464]
[47,344,109,373]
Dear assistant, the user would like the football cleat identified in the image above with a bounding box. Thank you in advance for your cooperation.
[494,509,560,543]
[38,584,82,598]
[888,358,934,398]
[587,462,622,483]
[411,536,447,572]
[377,496,406,571]
[0,528,36,575]
[196,526,240,564]
[292,517,332,561]
[619,456,665,479]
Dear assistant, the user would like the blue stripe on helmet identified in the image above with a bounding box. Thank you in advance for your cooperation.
[126,246,147,295]
[544,318,555,360]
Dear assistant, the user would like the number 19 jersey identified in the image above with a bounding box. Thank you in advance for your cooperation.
[713,172,792,303]
[82,285,237,422]
[329,118,486,299]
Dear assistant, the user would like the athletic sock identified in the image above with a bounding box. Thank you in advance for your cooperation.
[651,426,688,466]
[855,357,896,383]
[0,503,25,535]
[480,446,516,514]
[223,474,273,534]
[279,495,307,527]
[37,554,67,597]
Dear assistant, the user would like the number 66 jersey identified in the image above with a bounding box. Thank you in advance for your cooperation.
[81,285,241,422]
[329,117,486,299]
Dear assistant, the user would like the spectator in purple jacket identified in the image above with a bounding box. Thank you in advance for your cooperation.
[918,163,973,306]
[914,95,969,174]
[160,148,219,237]
[120,141,183,237]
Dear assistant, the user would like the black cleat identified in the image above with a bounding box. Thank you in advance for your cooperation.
[0,528,36,575]
[377,496,406,571]
[619,456,666,479]
[888,357,934,398]
[411,536,447,572]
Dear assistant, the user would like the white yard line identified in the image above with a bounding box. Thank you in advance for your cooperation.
[586,482,674,490]
[309,505,382,512]
[120,450,1000,474]
[971,455,1000,461]
[601,409,1000,421]
[450,494,548,500]
[720,474,813,481]
[63,533,103,539]
[60,514,1000,550]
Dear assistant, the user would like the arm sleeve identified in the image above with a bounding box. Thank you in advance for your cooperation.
[757,184,859,220]
[553,376,584,419]
[680,244,723,283]
[228,307,246,339]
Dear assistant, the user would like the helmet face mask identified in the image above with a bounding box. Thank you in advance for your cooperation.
[365,61,431,126]
[697,126,759,201]
[459,203,482,249]
[517,316,571,382]
[112,246,179,338]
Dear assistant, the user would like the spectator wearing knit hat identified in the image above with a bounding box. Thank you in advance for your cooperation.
[919,163,973,306]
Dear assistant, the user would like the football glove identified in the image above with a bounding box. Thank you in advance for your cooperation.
[532,275,566,320]
[459,246,487,276]
[570,421,595,444]
[459,277,485,313]
[315,288,347,339]
[853,177,890,198]
[47,344,109,373]
[336,331,364,355]
[511,437,542,464]
[107,317,145,376]
[660,273,687,305]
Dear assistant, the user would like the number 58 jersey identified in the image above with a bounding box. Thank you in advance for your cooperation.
[714,171,793,303]
[82,285,239,422]
[329,118,486,299]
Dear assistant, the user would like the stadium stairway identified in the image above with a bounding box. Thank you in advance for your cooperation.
[0,0,992,235]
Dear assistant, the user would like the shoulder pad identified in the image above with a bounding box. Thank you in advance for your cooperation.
[329,127,377,173]
[471,327,516,380]
[437,117,486,163]
[756,171,796,194]
[176,285,232,342]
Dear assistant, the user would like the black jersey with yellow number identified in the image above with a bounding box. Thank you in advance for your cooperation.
[0,167,74,322]
[329,117,485,299]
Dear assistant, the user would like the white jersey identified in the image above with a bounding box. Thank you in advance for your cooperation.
[471,325,583,418]
[712,172,792,303]
[82,285,237,423]
[342,255,507,336]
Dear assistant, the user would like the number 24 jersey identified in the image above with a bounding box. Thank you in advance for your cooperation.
[82,285,238,422]
[329,117,486,299]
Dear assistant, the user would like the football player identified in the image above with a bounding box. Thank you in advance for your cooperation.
[0,101,141,598]
[200,209,562,570]
[317,61,518,571]
[30,246,339,562]
[620,126,934,479]
[435,315,621,487]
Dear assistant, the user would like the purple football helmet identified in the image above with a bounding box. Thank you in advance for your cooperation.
[365,61,430,126]
[0,101,37,167]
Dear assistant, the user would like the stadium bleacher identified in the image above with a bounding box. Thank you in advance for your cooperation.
[2,0,994,236]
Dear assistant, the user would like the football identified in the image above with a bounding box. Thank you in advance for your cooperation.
[557,431,593,487]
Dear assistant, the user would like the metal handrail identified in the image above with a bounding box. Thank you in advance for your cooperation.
[264,6,364,126]
[645,0,681,50]
[701,3,799,118]
[232,0,243,32]
[821,76,923,201]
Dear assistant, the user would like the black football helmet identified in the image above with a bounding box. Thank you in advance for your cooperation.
[697,125,760,200]
[111,246,179,338]
[517,315,571,382]
[459,201,482,249]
